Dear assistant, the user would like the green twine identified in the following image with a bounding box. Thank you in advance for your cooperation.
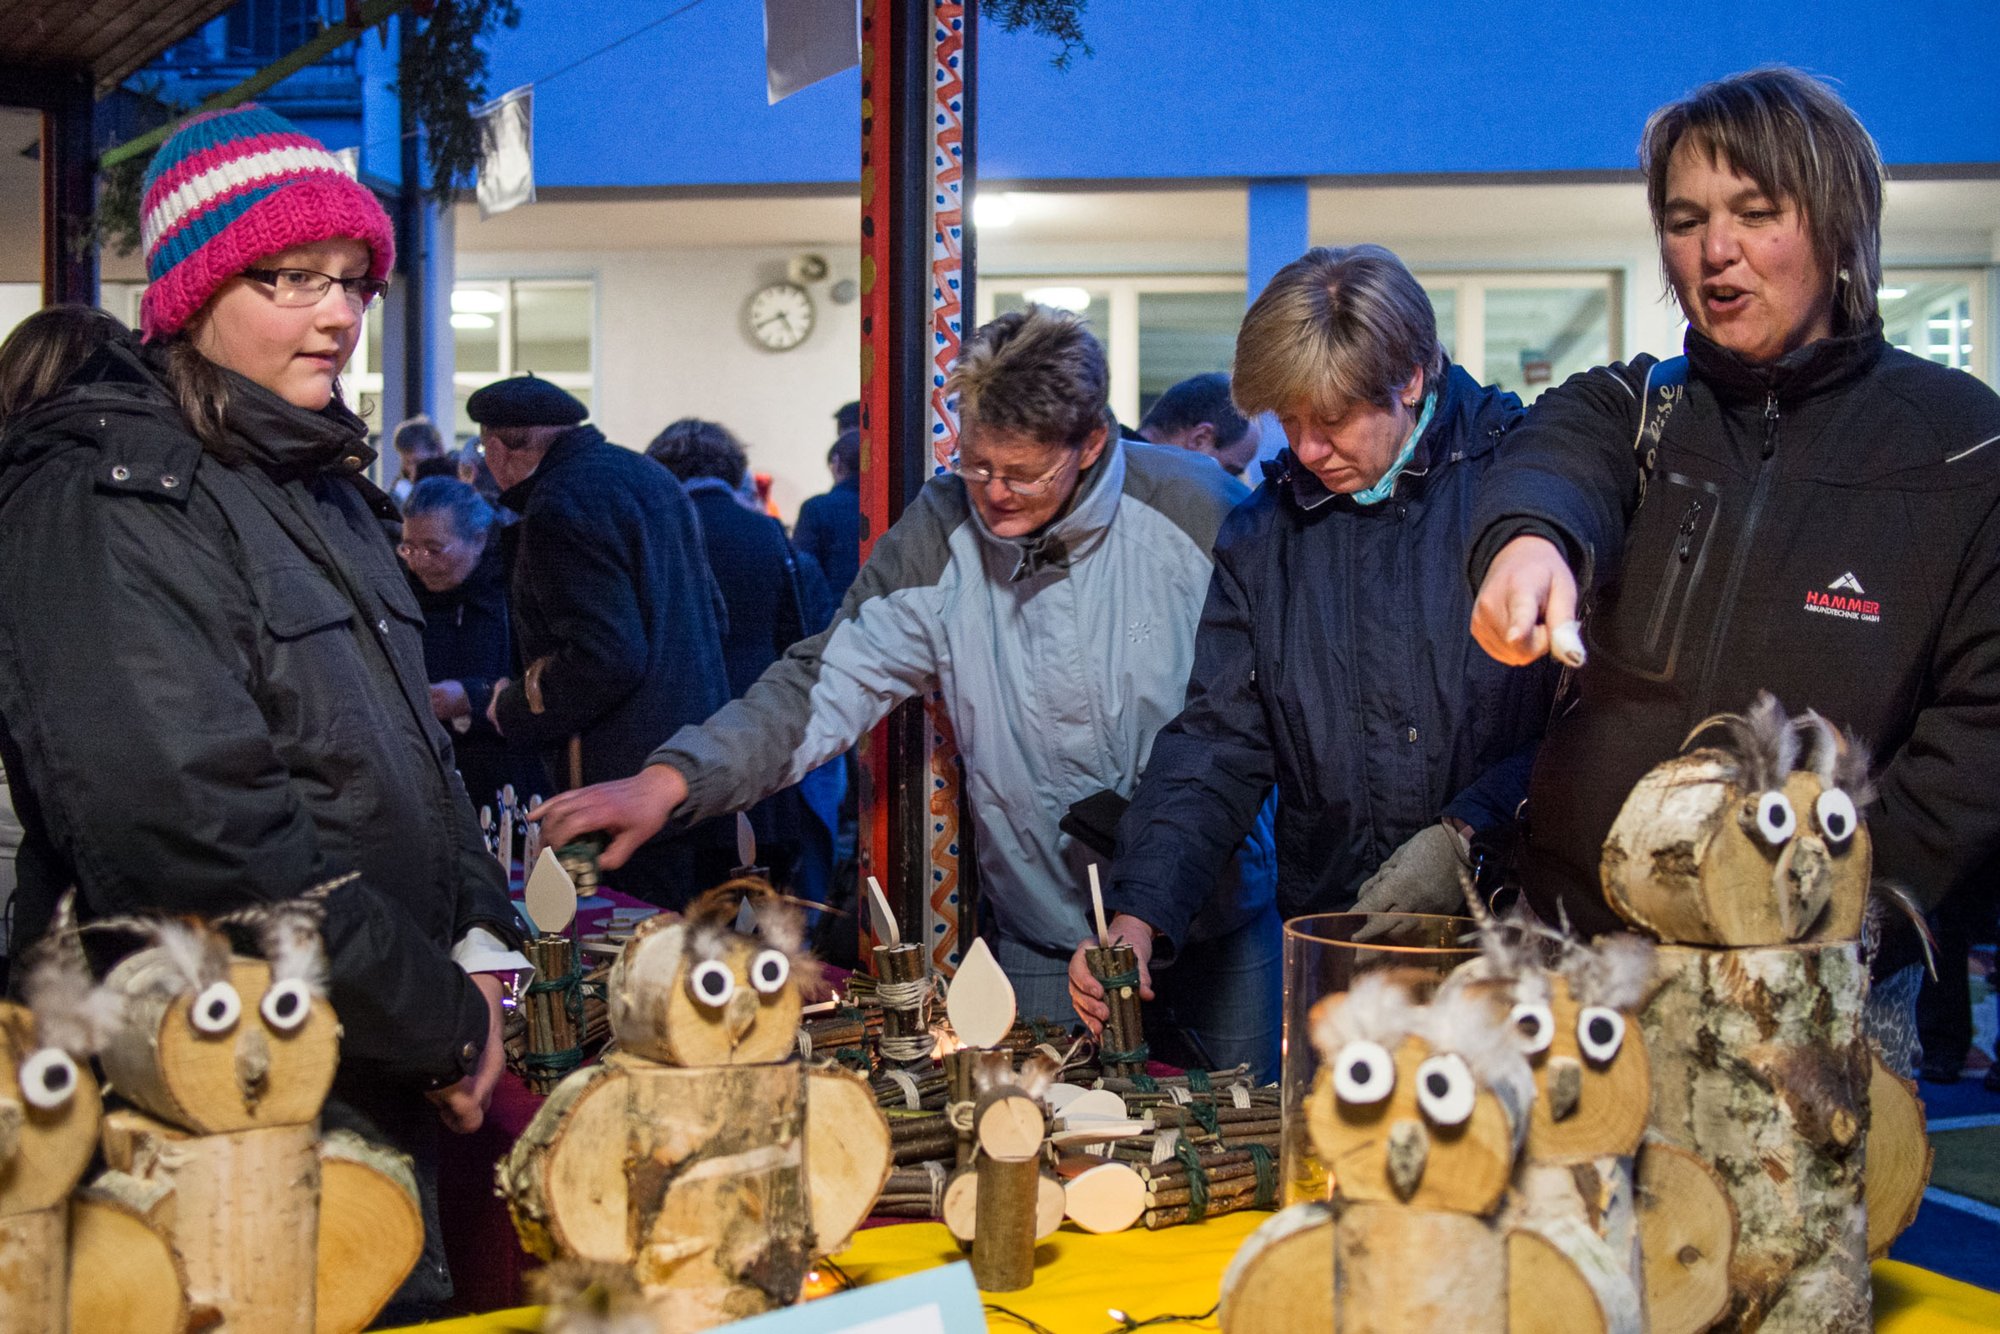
[1173,1141,1209,1222]
[1188,1098,1219,1137]
[523,952,591,1078]
[1102,1042,1151,1068]
[1247,1143,1277,1210]
[1131,1071,1159,1093]
[1097,967,1142,991]
[1186,1069,1211,1094]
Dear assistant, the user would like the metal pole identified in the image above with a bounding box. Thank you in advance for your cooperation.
[41,69,97,308]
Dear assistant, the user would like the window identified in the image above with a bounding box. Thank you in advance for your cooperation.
[451,279,596,436]
[1881,270,1987,383]
[981,277,1243,427]
[1416,272,1621,404]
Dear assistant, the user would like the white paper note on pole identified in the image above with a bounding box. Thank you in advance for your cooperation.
[764,0,859,104]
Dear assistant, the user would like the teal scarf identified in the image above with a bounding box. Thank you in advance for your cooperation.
[1350,391,1436,506]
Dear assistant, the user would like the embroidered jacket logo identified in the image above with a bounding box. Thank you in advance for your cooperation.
[1804,572,1880,623]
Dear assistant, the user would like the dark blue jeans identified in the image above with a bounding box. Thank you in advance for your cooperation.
[990,904,1282,1083]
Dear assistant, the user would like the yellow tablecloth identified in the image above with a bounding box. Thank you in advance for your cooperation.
[397,1214,2000,1332]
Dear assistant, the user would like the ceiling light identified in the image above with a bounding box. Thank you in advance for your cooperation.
[1023,285,1092,313]
[450,312,495,330]
[973,193,1018,228]
[1876,287,1908,300]
[452,288,505,314]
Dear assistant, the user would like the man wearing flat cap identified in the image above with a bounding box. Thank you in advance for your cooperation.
[471,374,733,904]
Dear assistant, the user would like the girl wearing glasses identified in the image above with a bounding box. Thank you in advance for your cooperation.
[0,105,518,1313]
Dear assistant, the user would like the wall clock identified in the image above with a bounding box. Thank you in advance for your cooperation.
[747,282,815,351]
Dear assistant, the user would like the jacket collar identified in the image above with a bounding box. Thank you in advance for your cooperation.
[1268,361,1513,513]
[498,424,604,511]
[1684,317,1886,406]
[965,434,1126,582]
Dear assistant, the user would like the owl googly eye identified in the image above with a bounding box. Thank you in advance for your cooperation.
[260,978,313,1032]
[687,960,736,1009]
[190,981,243,1035]
[1415,1053,1477,1127]
[1509,1002,1556,1055]
[1753,790,1797,845]
[1331,1039,1395,1105]
[1577,1007,1626,1064]
[748,949,790,996]
[19,1048,80,1110]
[1815,789,1858,849]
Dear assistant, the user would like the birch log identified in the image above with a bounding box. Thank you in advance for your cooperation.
[805,1065,893,1255]
[1333,1201,1505,1334]
[316,1130,424,1334]
[498,1054,812,1332]
[0,1205,65,1334]
[100,1108,321,1332]
[68,1180,187,1334]
[97,953,339,1134]
[1218,1202,1333,1334]
[1643,943,1870,1332]
[1864,1052,1930,1258]
[1635,1139,1735,1334]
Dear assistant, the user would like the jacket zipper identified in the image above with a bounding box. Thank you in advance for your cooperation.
[1692,389,1780,717]
[1643,496,1705,654]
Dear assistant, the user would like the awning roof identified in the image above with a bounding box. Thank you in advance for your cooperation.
[0,0,237,94]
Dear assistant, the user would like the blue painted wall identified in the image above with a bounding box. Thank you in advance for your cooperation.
[485,0,2000,189]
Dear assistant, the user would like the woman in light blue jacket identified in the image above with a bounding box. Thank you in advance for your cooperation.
[536,305,1279,1075]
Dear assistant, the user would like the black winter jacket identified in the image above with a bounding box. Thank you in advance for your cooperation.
[1468,323,2000,932]
[0,336,516,1090]
[493,427,732,896]
[1111,365,1558,952]
[411,536,547,809]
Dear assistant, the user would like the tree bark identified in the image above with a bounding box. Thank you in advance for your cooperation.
[1643,943,1870,1331]
[100,1109,321,1332]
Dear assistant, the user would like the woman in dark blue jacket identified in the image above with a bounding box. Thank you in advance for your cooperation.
[1072,244,1558,1032]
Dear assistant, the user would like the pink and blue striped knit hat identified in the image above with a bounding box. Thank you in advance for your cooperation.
[139,104,395,340]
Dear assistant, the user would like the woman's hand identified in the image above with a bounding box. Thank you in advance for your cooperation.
[530,764,688,869]
[429,679,471,721]
[1471,535,1578,665]
[427,972,507,1134]
[1065,914,1157,1036]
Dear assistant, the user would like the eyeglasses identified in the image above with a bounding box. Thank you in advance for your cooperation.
[396,538,460,561]
[947,451,1074,497]
[240,267,390,310]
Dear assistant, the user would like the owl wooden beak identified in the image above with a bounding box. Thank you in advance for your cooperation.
[235,1025,271,1108]
[1773,836,1832,939]
[1386,1118,1428,1199]
[0,1095,21,1162]
[726,989,758,1042]
[1547,1057,1583,1121]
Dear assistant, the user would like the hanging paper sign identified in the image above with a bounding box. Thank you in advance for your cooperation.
[764,0,860,104]
[475,84,536,219]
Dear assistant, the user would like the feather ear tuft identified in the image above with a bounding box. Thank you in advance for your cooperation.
[1419,981,1535,1140]
[20,895,124,1056]
[151,918,231,994]
[259,904,329,996]
[1310,971,1420,1064]
[1559,933,1658,1013]
[1015,1050,1062,1103]
[1684,691,1799,791]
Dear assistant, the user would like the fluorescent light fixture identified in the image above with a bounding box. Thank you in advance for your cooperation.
[450,312,495,330]
[1876,287,1908,300]
[1023,285,1092,313]
[452,288,505,314]
[973,193,1018,228]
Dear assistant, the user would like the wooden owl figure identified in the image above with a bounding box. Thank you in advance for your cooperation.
[1602,691,1873,945]
[502,885,891,1334]
[87,898,424,1334]
[0,904,181,1334]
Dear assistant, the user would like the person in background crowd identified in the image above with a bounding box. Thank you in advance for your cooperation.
[1140,372,1264,479]
[1467,68,2000,1075]
[455,436,503,503]
[391,413,450,504]
[793,426,862,599]
[646,418,841,902]
[0,106,522,1317]
[535,307,1281,1076]
[0,305,132,982]
[834,398,861,434]
[400,476,546,812]
[1072,245,1555,1039]
[472,374,734,905]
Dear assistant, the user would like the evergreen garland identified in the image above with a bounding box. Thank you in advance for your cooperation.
[402,0,523,206]
[985,0,1091,69]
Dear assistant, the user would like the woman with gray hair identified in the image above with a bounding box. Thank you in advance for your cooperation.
[1071,244,1559,1034]
[1467,68,2000,1072]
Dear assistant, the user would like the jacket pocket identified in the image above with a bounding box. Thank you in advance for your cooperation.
[251,564,356,639]
[1593,471,1721,682]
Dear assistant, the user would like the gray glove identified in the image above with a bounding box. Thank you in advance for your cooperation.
[1350,821,1473,918]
